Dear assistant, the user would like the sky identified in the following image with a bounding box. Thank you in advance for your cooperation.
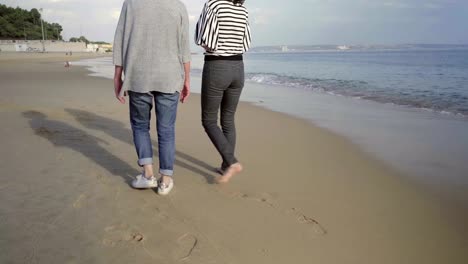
[3,0,468,46]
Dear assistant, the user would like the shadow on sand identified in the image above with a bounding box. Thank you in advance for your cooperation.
[23,110,137,185]
[64,108,216,184]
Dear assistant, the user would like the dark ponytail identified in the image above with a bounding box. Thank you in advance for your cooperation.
[230,0,245,5]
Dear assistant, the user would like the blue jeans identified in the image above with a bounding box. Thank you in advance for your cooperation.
[129,91,179,176]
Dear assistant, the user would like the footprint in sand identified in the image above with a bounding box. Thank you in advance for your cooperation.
[287,208,327,235]
[90,171,107,183]
[73,194,87,209]
[219,189,327,235]
[249,195,326,235]
[254,193,276,207]
[139,201,170,220]
[246,192,276,208]
[102,223,144,247]
[154,206,170,220]
[176,233,198,261]
[225,190,277,208]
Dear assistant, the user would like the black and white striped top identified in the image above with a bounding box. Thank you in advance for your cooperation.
[195,0,251,56]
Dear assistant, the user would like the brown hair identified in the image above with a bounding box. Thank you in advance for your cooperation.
[230,0,245,5]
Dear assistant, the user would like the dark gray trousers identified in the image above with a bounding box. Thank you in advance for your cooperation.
[201,60,244,169]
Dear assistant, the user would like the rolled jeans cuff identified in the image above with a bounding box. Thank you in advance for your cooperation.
[138,158,153,167]
[159,169,174,177]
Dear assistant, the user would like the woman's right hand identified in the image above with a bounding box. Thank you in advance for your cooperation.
[114,66,126,104]
[114,77,126,104]
[202,45,214,52]
[180,80,190,103]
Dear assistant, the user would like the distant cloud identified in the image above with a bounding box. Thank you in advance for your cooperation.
[250,8,276,25]
[110,9,121,20]
[189,15,197,23]
[424,3,442,9]
[45,0,73,3]
[383,2,411,8]
[384,1,446,9]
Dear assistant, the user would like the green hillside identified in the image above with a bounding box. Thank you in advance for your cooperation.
[0,4,63,40]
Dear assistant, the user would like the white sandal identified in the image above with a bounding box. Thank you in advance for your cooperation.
[157,177,174,196]
[131,174,158,189]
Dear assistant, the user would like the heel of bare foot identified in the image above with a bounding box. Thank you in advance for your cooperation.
[216,163,243,184]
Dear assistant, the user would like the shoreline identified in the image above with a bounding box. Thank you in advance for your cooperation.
[1,54,467,263]
[76,55,468,207]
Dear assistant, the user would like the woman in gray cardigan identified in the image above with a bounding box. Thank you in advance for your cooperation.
[195,0,252,183]
[114,0,191,194]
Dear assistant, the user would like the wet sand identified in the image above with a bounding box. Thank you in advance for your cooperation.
[0,53,467,263]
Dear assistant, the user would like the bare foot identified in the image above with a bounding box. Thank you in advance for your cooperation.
[216,163,243,184]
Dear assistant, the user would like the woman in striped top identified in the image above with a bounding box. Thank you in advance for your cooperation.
[195,0,251,183]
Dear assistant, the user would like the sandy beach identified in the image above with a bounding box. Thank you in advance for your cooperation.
[1,53,467,263]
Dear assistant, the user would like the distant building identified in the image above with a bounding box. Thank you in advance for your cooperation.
[281,45,289,52]
[86,43,113,53]
[86,43,99,52]
[99,44,113,52]
[337,45,351,50]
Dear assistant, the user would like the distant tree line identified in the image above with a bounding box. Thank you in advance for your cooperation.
[69,36,109,45]
[0,4,63,40]
[69,36,90,44]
